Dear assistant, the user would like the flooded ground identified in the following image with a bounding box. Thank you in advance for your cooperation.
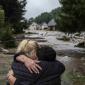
[28,30,85,85]
[57,56,85,85]
[0,30,85,85]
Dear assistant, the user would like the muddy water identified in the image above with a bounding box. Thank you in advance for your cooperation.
[45,32,85,85]
[57,56,85,85]
[47,33,85,85]
[28,30,85,85]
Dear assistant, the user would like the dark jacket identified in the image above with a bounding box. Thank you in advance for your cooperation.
[12,53,65,85]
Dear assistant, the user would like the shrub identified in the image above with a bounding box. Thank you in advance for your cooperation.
[0,25,16,48]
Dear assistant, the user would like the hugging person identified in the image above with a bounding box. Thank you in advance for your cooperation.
[7,39,65,85]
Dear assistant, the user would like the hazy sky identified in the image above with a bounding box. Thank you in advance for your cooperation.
[24,0,60,19]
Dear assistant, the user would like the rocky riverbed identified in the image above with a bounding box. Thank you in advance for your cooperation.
[27,30,85,85]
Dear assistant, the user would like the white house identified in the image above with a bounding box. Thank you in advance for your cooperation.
[28,19,56,31]
[28,22,38,30]
[41,22,48,30]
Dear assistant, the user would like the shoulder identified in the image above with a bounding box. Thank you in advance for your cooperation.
[55,60,65,73]
[39,60,65,74]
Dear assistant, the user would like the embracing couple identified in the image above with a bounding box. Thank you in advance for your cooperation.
[7,39,65,85]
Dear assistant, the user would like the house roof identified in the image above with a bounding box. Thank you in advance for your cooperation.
[48,19,56,26]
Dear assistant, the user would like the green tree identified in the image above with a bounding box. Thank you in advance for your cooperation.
[51,7,62,20]
[13,19,28,33]
[0,6,16,48]
[0,24,16,48]
[35,12,53,24]
[0,6,4,28]
[58,0,85,33]
[0,0,27,33]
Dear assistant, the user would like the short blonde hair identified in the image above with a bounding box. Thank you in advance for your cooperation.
[16,39,39,58]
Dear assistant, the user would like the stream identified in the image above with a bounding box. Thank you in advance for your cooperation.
[27,30,85,85]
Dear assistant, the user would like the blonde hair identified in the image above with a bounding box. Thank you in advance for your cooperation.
[16,39,39,58]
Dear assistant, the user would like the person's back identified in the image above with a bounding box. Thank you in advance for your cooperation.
[35,61,64,85]
[13,60,64,85]
[12,46,65,85]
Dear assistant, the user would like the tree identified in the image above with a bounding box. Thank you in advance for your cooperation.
[0,5,4,28]
[0,24,16,48]
[13,19,28,33]
[35,12,53,24]
[58,0,85,33]
[0,5,16,48]
[0,0,27,33]
[51,7,62,20]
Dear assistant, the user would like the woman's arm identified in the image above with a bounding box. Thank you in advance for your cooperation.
[7,70,26,85]
[7,75,16,85]
[7,70,16,85]
[16,55,42,73]
[7,74,20,85]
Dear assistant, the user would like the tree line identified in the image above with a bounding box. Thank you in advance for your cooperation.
[0,0,27,33]
[28,7,61,26]
[29,0,85,33]
[0,0,27,48]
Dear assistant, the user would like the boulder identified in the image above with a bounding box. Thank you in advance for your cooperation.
[57,35,70,41]
[75,41,85,48]
[0,47,9,53]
